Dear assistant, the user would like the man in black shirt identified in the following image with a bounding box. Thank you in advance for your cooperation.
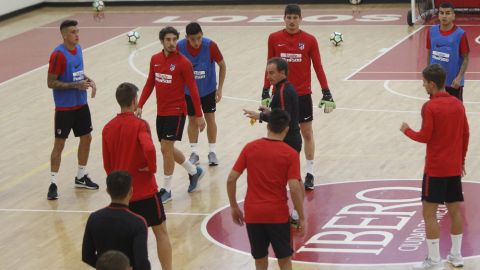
[82,171,150,270]
[244,57,302,153]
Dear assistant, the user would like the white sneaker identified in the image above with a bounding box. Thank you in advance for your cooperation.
[447,253,464,268]
[412,257,444,270]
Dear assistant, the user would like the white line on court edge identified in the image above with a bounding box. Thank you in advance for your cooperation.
[344,26,425,81]
[0,208,208,216]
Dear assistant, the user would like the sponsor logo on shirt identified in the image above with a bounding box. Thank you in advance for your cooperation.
[280,52,302,63]
[298,42,305,50]
[170,64,176,71]
[155,73,173,84]
[432,50,450,63]
[72,70,84,82]
[194,70,206,80]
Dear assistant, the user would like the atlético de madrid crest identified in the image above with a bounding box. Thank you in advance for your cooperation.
[170,64,176,71]
[298,42,305,50]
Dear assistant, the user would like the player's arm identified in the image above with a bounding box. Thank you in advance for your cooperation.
[426,29,431,64]
[136,56,156,118]
[287,151,304,231]
[261,35,275,102]
[311,37,336,113]
[133,222,151,270]
[452,33,470,89]
[462,112,470,170]
[401,105,433,143]
[101,131,112,175]
[226,170,244,226]
[212,42,226,103]
[138,121,157,174]
[83,74,96,98]
[47,52,89,90]
[81,217,97,268]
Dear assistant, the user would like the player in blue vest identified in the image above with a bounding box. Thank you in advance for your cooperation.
[47,20,98,200]
[427,2,470,101]
[177,22,226,166]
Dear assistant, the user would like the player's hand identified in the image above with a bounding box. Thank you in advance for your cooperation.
[197,117,206,132]
[230,205,244,226]
[243,109,260,120]
[88,79,96,98]
[400,122,409,133]
[318,88,335,113]
[462,164,466,177]
[76,80,90,90]
[216,88,222,103]
[258,105,269,112]
[296,218,305,233]
[135,108,143,118]
[452,77,462,89]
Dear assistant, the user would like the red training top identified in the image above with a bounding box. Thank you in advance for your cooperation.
[232,138,300,223]
[264,29,329,96]
[102,112,158,202]
[138,50,203,117]
[404,92,469,177]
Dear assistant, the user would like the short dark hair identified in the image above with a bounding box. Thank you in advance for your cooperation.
[267,57,289,76]
[106,171,132,200]
[186,22,203,36]
[116,82,138,108]
[159,26,179,41]
[439,2,455,10]
[284,4,301,17]
[422,64,446,89]
[60,20,78,31]
[96,250,130,270]
[268,109,291,134]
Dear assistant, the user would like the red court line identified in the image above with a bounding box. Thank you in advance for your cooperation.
[349,25,480,81]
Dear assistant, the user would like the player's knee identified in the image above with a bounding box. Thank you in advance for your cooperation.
[80,133,92,144]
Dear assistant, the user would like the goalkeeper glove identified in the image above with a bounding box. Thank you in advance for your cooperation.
[318,88,336,113]
[261,87,271,107]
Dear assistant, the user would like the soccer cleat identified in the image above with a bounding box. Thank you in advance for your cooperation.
[188,166,205,193]
[47,183,58,200]
[446,253,464,268]
[75,174,99,190]
[189,152,200,165]
[208,152,219,166]
[159,188,172,203]
[304,173,315,190]
[412,257,445,270]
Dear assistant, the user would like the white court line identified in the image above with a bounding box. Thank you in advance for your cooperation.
[0,208,208,216]
[344,26,425,81]
[0,27,139,89]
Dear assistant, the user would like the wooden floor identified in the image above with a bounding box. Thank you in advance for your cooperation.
[0,4,479,270]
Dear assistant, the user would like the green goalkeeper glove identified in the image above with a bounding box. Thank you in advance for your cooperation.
[318,88,336,113]
[261,87,271,107]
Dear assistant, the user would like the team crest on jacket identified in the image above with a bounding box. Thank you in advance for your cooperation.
[170,64,176,71]
[298,42,305,50]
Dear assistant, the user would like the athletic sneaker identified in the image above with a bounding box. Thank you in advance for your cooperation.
[412,257,445,270]
[47,183,58,200]
[75,174,99,190]
[304,173,314,190]
[447,253,464,268]
[189,152,200,165]
[208,152,219,166]
[159,188,172,203]
[188,166,205,193]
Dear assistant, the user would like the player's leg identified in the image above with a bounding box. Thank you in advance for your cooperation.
[152,223,172,270]
[246,224,269,270]
[254,257,268,270]
[277,257,292,270]
[268,223,293,270]
[185,95,200,165]
[445,176,464,267]
[73,105,98,189]
[203,91,219,166]
[298,95,315,190]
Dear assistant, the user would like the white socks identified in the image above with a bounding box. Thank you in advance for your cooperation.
[50,172,57,184]
[451,234,463,256]
[190,143,198,154]
[77,165,87,179]
[163,175,172,192]
[181,160,197,175]
[427,239,441,262]
[209,143,216,153]
[306,160,314,175]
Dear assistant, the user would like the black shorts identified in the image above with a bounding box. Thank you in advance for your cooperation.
[446,86,463,101]
[129,191,166,227]
[246,223,292,259]
[422,174,464,204]
[54,104,92,139]
[284,131,302,153]
[185,91,216,116]
[156,115,186,141]
[298,94,313,123]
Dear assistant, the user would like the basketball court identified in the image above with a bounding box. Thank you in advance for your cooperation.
[0,3,479,269]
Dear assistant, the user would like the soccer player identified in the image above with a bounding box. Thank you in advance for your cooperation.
[136,26,206,203]
[400,64,469,269]
[47,19,99,200]
[82,171,150,270]
[102,83,172,270]
[96,250,132,270]
[263,4,335,190]
[427,2,469,101]
[227,109,305,270]
[177,22,226,166]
